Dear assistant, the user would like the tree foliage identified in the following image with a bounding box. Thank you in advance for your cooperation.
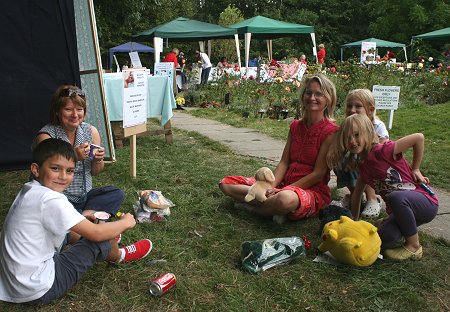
[212,5,244,64]
[93,0,450,67]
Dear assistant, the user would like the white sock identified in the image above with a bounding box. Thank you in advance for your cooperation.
[118,248,125,263]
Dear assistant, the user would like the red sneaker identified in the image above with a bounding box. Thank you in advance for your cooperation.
[123,239,153,263]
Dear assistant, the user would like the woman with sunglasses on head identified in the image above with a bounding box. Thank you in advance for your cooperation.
[34,85,124,221]
[219,73,339,223]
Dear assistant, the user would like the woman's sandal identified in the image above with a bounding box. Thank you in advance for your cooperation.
[384,245,423,261]
[361,199,381,218]
[361,195,386,218]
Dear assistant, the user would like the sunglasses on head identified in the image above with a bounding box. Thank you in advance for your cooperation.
[59,88,86,98]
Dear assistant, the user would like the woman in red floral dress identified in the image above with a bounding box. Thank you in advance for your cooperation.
[219,73,338,221]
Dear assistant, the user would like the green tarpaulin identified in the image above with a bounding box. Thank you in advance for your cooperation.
[229,15,314,39]
[412,27,450,40]
[133,17,239,64]
[133,17,236,41]
[341,38,405,48]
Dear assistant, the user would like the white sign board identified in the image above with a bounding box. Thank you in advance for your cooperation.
[122,69,148,128]
[129,51,142,68]
[372,85,400,110]
[154,62,175,84]
[361,42,377,64]
[372,85,400,129]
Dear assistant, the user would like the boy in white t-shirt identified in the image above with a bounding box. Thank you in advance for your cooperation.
[0,138,152,304]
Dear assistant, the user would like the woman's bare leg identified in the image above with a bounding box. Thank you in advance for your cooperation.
[219,183,251,203]
[253,190,299,216]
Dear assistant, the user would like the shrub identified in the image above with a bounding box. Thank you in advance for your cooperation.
[182,60,449,115]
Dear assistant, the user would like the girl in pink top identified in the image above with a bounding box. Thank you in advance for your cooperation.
[327,114,438,261]
[220,73,338,222]
[336,89,390,218]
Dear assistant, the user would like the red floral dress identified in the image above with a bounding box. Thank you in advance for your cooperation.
[221,118,338,219]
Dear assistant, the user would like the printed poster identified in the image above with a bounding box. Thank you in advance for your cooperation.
[122,69,148,128]
[361,42,377,64]
[154,62,175,83]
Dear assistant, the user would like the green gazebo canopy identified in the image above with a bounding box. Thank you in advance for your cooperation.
[228,15,316,66]
[133,17,239,64]
[341,37,405,48]
[340,37,407,61]
[133,17,236,41]
[229,15,314,39]
[412,27,450,40]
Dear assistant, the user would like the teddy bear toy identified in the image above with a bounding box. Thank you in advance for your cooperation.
[244,167,275,203]
[318,216,381,267]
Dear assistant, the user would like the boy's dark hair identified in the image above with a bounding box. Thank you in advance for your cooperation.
[32,138,76,166]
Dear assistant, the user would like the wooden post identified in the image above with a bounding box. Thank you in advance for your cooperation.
[124,123,146,178]
[164,120,173,144]
[130,135,137,177]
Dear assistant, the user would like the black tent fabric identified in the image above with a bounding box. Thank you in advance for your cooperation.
[0,1,80,171]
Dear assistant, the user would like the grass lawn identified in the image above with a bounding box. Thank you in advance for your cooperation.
[0,127,449,311]
[189,100,450,191]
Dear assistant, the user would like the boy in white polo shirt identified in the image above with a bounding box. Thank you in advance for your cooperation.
[0,138,152,304]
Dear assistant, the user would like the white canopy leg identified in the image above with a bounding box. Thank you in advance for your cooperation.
[199,41,205,52]
[208,40,212,58]
[266,40,273,61]
[154,37,162,63]
[234,34,241,68]
[310,33,318,63]
[245,32,251,74]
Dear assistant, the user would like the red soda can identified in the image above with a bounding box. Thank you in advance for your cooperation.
[149,273,176,296]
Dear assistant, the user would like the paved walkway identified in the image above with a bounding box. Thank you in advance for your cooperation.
[170,110,450,242]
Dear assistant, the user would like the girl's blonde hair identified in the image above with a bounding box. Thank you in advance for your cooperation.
[327,114,379,169]
[299,73,336,121]
[345,89,378,121]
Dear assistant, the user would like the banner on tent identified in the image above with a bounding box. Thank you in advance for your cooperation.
[208,62,306,83]
[361,42,377,64]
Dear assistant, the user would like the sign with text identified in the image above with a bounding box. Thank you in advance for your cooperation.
[129,51,142,68]
[122,69,148,128]
[372,85,400,110]
[154,62,175,83]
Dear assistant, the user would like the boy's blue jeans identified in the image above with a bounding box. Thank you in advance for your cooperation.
[34,238,111,304]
